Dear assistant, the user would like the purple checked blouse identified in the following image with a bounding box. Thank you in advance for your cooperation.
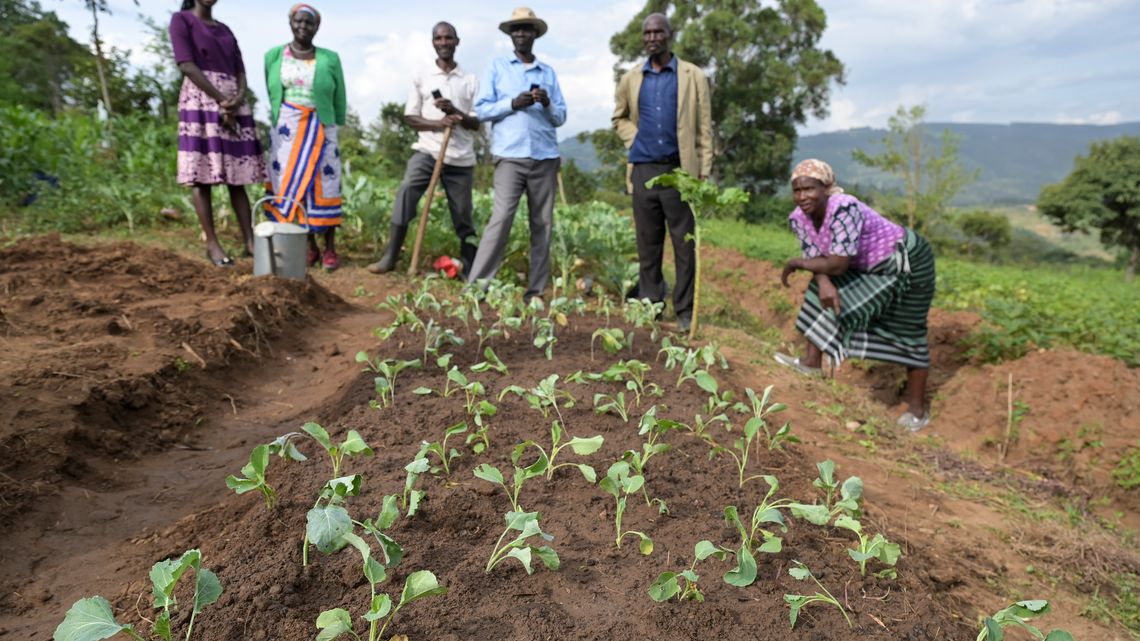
[788,194,905,272]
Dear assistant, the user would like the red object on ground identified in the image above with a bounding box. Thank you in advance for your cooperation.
[432,255,460,279]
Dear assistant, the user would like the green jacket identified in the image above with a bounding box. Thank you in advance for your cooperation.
[612,56,713,189]
[265,45,346,127]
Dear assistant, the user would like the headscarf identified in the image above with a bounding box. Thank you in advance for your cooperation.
[289,3,321,24]
[791,159,844,195]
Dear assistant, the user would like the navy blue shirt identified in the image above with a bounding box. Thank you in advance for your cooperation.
[628,55,679,164]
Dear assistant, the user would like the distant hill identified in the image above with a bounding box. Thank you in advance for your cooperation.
[794,122,1140,205]
[560,122,1140,206]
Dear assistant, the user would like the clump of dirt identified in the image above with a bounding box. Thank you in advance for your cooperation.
[0,235,346,522]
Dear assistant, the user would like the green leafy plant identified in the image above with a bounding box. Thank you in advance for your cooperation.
[418,422,468,477]
[483,510,561,575]
[420,318,465,363]
[53,549,222,641]
[734,386,799,450]
[622,406,683,512]
[299,422,375,479]
[645,169,749,339]
[834,515,901,578]
[789,460,864,525]
[473,442,550,512]
[357,354,422,409]
[591,327,630,359]
[532,316,557,359]
[304,474,364,566]
[598,461,654,554]
[720,475,799,587]
[1113,446,1140,490]
[710,388,788,488]
[315,570,447,641]
[593,391,631,423]
[622,297,664,342]
[402,450,430,517]
[541,422,604,481]
[784,561,852,629]
[975,600,1075,641]
[499,374,576,426]
[648,540,728,603]
[225,444,276,509]
[470,346,508,375]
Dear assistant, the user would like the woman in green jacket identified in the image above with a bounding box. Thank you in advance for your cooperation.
[263,4,347,270]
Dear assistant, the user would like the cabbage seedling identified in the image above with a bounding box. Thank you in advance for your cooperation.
[623,406,683,511]
[648,540,728,603]
[315,570,447,641]
[734,386,799,450]
[593,391,631,423]
[591,327,630,359]
[499,374,576,427]
[420,318,465,363]
[975,600,1075,641]
[834,515,901,578]
[418,422,468,476]
[357,354,421,408]
[473,442,549,512]
[784,561,852,629]
[470,346,508,374]
[484,510,561,574]
[540,422,603,481]
[304,474,363,566]
[709,389,786,488]
[598,461,654,554]
[54,549,222,641]
[225,444,276,509]
[532,317,557,359]
[720,475,802,586]
[788,460,863,526]
[622,297,664,342]
[402,451,429,517]
[300,422,374,478]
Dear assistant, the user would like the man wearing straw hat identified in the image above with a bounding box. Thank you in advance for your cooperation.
[613,12,713,333]
[466,7,567,302]
[368,21,481,274]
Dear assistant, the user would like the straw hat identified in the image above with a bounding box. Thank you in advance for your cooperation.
[498,7,548,37]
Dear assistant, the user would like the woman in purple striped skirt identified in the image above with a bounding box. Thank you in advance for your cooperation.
[170,0,266,266]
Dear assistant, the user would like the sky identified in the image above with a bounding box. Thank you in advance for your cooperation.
[48,0,1140,138]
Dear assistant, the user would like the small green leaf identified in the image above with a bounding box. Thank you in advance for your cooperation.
[982,617,1004,641]
[362,594,392,622]
[302,422,333,450]
[638,535,654,555]
[315,608,355,641]
[790,503,831,526]
[192,568,222,613]
[325,475,362,497]
[473,463,504,485]
[377,495,400,530]
[568,435,604,455]
[649,572,680,602]
[834,515,862,534]
[405,457,431,474]
[307,505,352,553]
[535,545,560,570]
[506,547,535,574]
[399,570,447,607]
[412,386,434,395]
[757,535,783,554]
[576,464,597,484]
[445,422,468,437]
[1043,632,1075,641]
[785,594,806,629]
[724,546,757,587]
[840,476,864,502]
[340,431,373,456]
[695,371,718,393]
[695,540,727,561]
[406,490,425,517]
[363,556,386,585]
[53,597,130,641]
[789,566,811,581]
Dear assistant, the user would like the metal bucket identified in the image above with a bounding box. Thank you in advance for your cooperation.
[252,196,310,280]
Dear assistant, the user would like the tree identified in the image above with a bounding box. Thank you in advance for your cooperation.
[575,128,627,194]
[370,102,417,180]
[611,0,845,198]
[0,0,90,112]
[852,105,976,232]
[955,209,1011,259]
[1038,136,1140,281]
[560,159,598,204]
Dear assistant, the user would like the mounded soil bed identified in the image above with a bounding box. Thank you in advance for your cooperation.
[1,237,1133,640]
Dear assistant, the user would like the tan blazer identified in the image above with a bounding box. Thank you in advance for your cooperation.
[612,56,713,191]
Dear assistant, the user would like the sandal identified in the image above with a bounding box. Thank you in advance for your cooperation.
[322,249,340,271]
[773,352,823,377]
[897,411,931,432]
[206,251,235,268]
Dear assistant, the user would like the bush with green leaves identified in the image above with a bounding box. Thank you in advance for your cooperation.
[53,549,221,641]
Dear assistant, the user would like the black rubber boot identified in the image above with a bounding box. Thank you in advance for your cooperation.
[458,236,478,277]
[367,224,408,274]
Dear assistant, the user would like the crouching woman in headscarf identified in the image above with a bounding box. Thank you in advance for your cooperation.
[263,3,347,270]
[776,159,936,431]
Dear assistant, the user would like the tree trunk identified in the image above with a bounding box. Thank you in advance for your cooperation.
[1128,246,1138,282]
[90,4,113,116]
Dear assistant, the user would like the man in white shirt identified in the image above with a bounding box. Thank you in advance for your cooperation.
[368,21,481,274]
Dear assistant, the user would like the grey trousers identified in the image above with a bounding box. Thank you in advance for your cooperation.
[466,157,559,299]
[392,151,476,244]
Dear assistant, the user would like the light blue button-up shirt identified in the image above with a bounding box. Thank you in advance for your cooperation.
[475,55,567,160]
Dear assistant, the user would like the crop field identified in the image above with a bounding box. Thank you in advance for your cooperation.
[0,222,1137,641]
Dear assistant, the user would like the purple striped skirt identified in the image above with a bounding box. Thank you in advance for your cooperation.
[176,71,265,186]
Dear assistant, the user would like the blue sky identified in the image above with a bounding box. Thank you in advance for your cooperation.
[49,0,1140,137]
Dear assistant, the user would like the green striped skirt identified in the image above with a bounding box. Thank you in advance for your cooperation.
[794,230,935,369]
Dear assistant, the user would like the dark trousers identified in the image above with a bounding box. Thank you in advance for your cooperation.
[392,151,476,244]
[631,161,695,319]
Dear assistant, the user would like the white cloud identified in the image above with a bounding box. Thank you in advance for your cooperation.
[1055,110,1123,125]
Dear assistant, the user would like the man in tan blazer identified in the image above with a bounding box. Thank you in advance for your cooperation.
[612,12,712,331]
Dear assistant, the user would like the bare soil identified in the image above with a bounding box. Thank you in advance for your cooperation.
[0,237,1134,641]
